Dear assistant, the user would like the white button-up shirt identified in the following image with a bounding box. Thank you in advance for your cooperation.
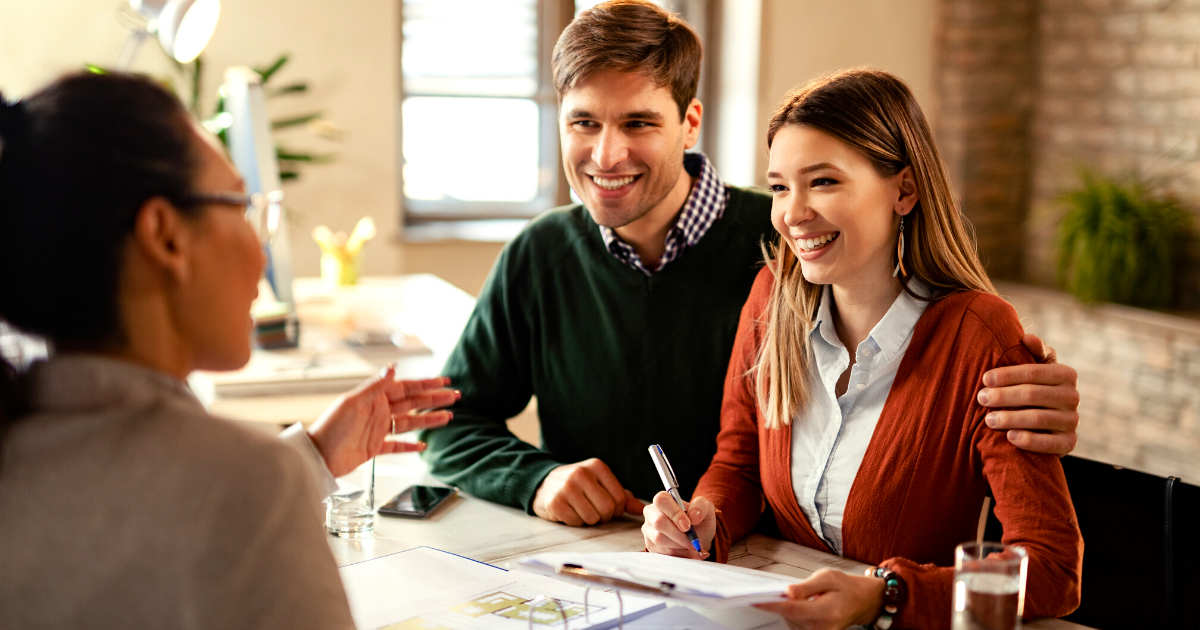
[791,282,930,555]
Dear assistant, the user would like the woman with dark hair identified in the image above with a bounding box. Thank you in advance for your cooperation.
[0,72,454,629]
[641,69,1083,629]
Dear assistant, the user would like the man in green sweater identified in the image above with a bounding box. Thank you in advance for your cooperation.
[420,0,1083,527]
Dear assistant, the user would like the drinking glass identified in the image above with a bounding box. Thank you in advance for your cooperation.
[952,541,1028,630]
[326,457,375,539]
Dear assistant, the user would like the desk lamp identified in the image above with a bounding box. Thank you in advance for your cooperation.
[115,0,221,69]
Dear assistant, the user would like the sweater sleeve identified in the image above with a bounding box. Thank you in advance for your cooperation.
[696,268,774,562]
[882,342,1083,629]
[418,241,565,513]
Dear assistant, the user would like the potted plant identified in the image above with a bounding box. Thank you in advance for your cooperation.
[1056,168,1193,309]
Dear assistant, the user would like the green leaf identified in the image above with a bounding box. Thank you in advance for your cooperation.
[254,54,290,84]
[268,82,309,97]
[272,113,323,130]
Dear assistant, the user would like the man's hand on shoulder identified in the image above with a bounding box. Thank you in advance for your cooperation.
[532,458,644,527]
[979,333,1080,456]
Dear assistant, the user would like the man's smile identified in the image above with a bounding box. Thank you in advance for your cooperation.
[590,174,643,190]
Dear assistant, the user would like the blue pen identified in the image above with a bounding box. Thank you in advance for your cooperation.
[648,444,703,553]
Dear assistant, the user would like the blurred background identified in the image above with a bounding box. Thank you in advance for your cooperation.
[1,0,1197,481]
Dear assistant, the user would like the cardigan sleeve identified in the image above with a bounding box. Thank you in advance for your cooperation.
[882,341,1083,629]
[696,267,774,562]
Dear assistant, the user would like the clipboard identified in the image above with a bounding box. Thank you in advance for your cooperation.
[516,552,793,609]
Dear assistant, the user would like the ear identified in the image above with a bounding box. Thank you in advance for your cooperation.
[894,165,919,216]
[682,98,703,150]
[132,197,193,283]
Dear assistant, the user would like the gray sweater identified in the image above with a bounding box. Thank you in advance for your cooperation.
[0,355,354,629]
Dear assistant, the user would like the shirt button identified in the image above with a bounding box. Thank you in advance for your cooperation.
[861,349,871,357]
[856,383,866,390]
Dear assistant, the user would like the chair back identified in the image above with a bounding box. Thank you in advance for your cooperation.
[1058,456,1198,629]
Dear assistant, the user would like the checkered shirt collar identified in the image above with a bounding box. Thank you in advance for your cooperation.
[599,152,727,276]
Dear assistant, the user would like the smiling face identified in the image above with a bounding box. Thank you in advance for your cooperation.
[559,70,701,229]
[767,124,915,291]
[172,128,266,372]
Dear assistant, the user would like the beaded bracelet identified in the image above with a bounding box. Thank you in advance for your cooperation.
[863,566,907,630]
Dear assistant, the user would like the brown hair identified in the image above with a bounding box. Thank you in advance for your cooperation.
[755,68,998,429]
[552,0,702,119]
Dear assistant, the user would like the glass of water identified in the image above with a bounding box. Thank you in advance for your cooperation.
[326,457,375,539]
[952,542,1028,630]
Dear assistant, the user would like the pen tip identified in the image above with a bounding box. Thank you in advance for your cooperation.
[692,540,702,552]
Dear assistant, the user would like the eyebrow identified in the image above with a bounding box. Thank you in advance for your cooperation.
[765,162,841,179]
[565,109,666,122]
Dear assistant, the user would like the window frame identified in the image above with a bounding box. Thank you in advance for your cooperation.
[399,0,574,225]
[398,0,718,227]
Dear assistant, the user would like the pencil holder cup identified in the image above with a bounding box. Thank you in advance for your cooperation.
[313,216,377,287]
[320,251,360,286]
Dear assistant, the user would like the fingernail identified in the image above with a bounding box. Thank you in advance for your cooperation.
[443,376,451,386]
[700,551,710,559]
[691,509,701,520]
[447,411,454,420]
[455,390,462,401]
[977,389,991,406]
[985,412,998,428]
[1007,430,1019,443]
[983,372,996,387]
[417,441,427,451]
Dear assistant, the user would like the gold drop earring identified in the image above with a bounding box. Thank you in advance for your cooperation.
[893,215,907,278]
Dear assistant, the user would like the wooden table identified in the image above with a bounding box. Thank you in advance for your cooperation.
[216,274,1089,628]
[335,455,1090,630]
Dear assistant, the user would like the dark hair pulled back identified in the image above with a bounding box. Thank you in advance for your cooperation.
[0,72,200,428]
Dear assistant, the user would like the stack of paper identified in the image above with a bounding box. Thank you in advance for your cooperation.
[516,552,795,609]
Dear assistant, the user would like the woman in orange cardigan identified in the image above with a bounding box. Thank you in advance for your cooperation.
[641,69,1082,630]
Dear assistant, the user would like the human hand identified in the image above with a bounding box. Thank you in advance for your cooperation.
[978,333,1080,456]
[754,569,884,630]
[641,491,715,560]
[532,458,644,526]
[308,365,457,477]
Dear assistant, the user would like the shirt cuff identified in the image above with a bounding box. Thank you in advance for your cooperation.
[279,422,340,499]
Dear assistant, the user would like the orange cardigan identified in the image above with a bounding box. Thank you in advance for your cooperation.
[698,268,1082,629]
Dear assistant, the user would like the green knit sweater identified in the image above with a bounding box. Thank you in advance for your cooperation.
[419,186,774,511]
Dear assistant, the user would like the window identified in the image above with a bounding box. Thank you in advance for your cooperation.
[400,0,713,226]
[401,0,568,222]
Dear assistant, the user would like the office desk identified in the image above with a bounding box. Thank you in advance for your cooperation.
[210,275,476,426]
[338,455,1090,630]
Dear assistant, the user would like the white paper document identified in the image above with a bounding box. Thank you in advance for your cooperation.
[339,547,507,629]
[367,572,665,630]
[516,552,794,609]
[622,606,735,630]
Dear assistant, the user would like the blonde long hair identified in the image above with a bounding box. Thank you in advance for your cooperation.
[755,69,999,430]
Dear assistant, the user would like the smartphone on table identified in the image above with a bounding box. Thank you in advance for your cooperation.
[378,485,457,519]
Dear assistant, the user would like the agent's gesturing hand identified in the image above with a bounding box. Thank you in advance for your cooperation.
[309,365,457,477]
[532,458,644,526]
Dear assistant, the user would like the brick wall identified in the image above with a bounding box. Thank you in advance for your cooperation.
[1026,0,1200,307]
[933,0,1038,280]
[999,281,1200,484]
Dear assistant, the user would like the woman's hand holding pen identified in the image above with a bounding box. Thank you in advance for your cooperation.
[642,492,717,560]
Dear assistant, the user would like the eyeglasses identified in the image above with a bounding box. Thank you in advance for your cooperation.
[180,190,283,245]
